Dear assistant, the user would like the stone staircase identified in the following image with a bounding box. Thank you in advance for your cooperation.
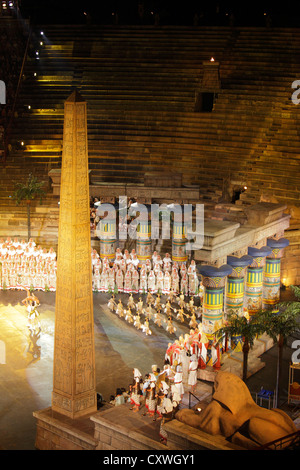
[1,22,300,260]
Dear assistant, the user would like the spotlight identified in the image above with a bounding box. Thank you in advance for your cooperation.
[210,57,215,62]
[33,72,37,77]
[20,141,24,146]
[28,105,31,109]
[40,41,43,46]
[35,51,39,55]
[40,31,44,35]
[243,185,247,190]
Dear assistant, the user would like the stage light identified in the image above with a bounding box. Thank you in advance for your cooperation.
[40,41,43,46]
[33,72,37,77]
[210,57,215,62]
[40,31,44,35]
[28,105,31,109]
[21,141,24,146]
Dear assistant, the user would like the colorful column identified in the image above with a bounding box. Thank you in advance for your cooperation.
[197,264,232,370]
[263,238,290,308]
[226,255,253,316]
[245,246,272,317]
[172,218,188,265]
[99,217,117,264]
[226,255,252,351]
[136,217,151,268]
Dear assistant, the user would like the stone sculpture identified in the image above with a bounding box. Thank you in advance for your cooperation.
[175,371,297,449]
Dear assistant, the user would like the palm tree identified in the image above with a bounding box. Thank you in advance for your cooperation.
[256,286,300,408]
[215,312,264,382]
[12,173,46,241]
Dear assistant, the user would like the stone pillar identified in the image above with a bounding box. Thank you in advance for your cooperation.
[245,246,272,317]
[136,216,151,268]
[197,264,232,370]
[99,216,116,265]
[225,255,253,316]
[263,238,290,308]
[226,255,252,351]
[52,90,97,419]
[172,218,188,265]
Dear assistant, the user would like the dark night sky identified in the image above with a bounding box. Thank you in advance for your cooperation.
[17,0,300,27]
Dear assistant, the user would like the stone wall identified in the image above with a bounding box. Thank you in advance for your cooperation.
[281,228,300,287]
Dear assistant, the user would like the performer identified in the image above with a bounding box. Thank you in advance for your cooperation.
[131,268,139,294]
[107,295,117,312]
[116,299,125,318]
[156,270,164,293]
[22,291,40,330]
[177,292,185,309]
[127,293,135,309]
[146,290,155,306]
[164,300,173,317]
[115,268,124,293]
[133,312,142,330]
[147,270,156,293]
[159,397,174,445]
[130,378,142,413]
[189,310,198,330]
[142,318,152,336]
[147,383,157,419]
[173,365,184,400]
[154,293,162,312]
[163,271,171,295]
[156,382,166,419]
[124,270,132,294]
[165,317,176,335]
[176,307,185,323]
[125,307,134,324]
[153,311,162,327]
[139,268,147,294]
[136,297,144,315]
[93,267,101,292]
[188,354,198,393]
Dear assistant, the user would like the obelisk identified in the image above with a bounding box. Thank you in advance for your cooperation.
[51,90,97,419]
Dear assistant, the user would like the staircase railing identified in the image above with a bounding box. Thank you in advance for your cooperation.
[3,19,32,166]
[256,430,300,450]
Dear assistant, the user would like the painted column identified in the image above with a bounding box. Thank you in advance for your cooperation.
[263,238,290,308]
[245,246,272,317]
[226,255,252,351]
[197,264,232,369]
[172,218,188,265]
[136,216,152,268]
[99,216,116,265]
[226,255,253,316]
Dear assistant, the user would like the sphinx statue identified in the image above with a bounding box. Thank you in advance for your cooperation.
[175,371,297,449]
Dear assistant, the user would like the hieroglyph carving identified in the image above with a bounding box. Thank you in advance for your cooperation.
[52,92,96,418]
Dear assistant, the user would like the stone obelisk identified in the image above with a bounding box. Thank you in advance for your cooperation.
[51,90,97,419]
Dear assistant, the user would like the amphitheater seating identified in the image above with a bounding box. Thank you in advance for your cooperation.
[1,22,300,248]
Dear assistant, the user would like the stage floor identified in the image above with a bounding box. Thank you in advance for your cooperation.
[0,288,298,450]
[0,289,192,450]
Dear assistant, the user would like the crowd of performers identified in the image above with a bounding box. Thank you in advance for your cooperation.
[120,360,198,445]
[0,237,57,291]
[93,248,200,296]
[107,288,203,338]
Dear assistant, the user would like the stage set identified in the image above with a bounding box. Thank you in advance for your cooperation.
[0,89,298,451]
